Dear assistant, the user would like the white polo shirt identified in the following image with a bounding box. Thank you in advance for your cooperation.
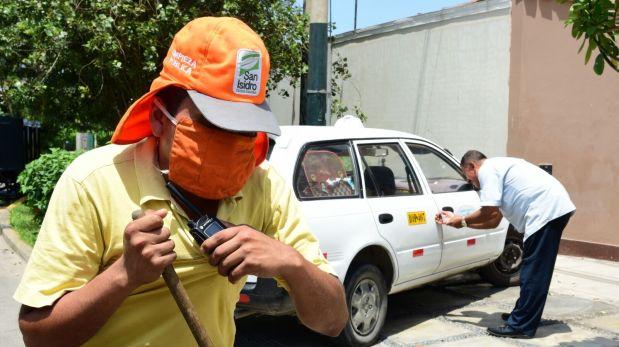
[477,157,575,241]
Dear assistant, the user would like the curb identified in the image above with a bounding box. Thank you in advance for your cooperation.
[0,208,32,261]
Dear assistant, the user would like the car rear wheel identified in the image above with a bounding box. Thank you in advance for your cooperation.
[338,264,387,347]
[480,230,523,287]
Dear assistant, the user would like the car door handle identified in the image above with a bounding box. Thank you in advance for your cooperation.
[378,213,393,224]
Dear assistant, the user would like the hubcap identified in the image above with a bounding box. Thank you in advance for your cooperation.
[350,278,381,336]
[497,241,523,273]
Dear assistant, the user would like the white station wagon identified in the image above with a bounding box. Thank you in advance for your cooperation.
[237,119,523,346]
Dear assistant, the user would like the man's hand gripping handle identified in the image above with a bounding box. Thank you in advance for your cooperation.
[131,210,213,347]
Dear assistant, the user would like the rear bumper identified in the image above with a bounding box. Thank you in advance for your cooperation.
[235,277,295,318]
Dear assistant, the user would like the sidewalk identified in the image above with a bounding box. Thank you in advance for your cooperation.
[0,208,31,261]
[0,226,26,346]
[553,255,619,307]
[0,206,26,346]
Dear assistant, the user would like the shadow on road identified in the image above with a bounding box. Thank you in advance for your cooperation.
[378,275,505,339]
[235,273,511,346]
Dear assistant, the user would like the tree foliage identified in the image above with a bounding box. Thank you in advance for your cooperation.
[0,0,308,133]
[558,0,618,74]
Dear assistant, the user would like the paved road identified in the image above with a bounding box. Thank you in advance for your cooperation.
[236,256,619,346]
[0,236,25,346]
[3,226,618,347]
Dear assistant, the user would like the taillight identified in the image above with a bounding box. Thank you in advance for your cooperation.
[239,294,250,304]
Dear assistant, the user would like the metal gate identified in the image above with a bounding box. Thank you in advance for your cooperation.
[0,117,41,199]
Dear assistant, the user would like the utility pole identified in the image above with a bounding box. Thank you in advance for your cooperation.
[354,0,358,31]
[303,0,328,125]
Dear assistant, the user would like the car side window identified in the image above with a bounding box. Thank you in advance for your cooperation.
[407,143,473,194]
[357,143,421,197]
[294,142,359,199]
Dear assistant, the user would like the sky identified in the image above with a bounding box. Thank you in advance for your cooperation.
[297,0,469,35]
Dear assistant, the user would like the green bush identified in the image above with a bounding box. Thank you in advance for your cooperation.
[9,202,39,246]
[17,148,82,222]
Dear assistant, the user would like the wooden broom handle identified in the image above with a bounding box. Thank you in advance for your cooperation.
[132,210,213,347]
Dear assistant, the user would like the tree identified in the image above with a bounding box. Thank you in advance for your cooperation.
[558,0,618,74]
[0,0,307,136]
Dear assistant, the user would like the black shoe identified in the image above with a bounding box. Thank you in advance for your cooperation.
[487,325,532,339]
[501,313,510,321]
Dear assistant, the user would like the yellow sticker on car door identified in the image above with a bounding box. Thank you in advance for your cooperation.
[407,211,427,225]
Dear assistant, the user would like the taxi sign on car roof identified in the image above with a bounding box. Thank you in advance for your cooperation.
[334,115,364,129]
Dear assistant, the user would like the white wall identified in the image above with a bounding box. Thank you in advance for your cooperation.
[268,0,511,159]
[267,78,301,126]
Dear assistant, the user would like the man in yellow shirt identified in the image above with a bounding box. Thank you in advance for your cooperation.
[14,17,348,346]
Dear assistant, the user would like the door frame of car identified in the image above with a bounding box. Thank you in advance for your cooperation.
[351,138,445,285]
[400,139,509,270]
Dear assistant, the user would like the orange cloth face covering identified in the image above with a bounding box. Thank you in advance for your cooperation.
[166,114,257,200]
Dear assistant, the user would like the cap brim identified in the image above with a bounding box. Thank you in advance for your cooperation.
[187,90,281,136]
[112,79,183,144]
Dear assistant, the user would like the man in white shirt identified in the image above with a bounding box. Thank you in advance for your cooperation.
[437,150,575,339]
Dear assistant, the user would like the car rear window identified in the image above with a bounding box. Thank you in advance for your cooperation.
[294,142,360,200]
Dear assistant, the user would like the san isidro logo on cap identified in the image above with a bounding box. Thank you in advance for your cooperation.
[233,49,261,96]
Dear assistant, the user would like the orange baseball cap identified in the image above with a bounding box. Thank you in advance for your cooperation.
[111,17,280,145]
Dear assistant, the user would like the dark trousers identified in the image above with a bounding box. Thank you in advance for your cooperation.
[506,212,573,337]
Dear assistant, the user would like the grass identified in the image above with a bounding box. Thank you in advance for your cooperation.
[9,201,40,246]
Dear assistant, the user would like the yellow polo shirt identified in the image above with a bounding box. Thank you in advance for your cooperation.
[14,137,333,346]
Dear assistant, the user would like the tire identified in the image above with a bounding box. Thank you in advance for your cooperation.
[480,229,523,287]
[338,264,388,347]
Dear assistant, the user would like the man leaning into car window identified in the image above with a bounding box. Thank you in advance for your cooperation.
[436,150,575,339]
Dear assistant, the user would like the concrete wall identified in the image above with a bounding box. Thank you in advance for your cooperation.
[331,0,512,159]
[509,0,619,253]
[268,0,512,160]
[267,78,301,126]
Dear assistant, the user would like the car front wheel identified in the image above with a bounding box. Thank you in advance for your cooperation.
[338,264,388,347]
